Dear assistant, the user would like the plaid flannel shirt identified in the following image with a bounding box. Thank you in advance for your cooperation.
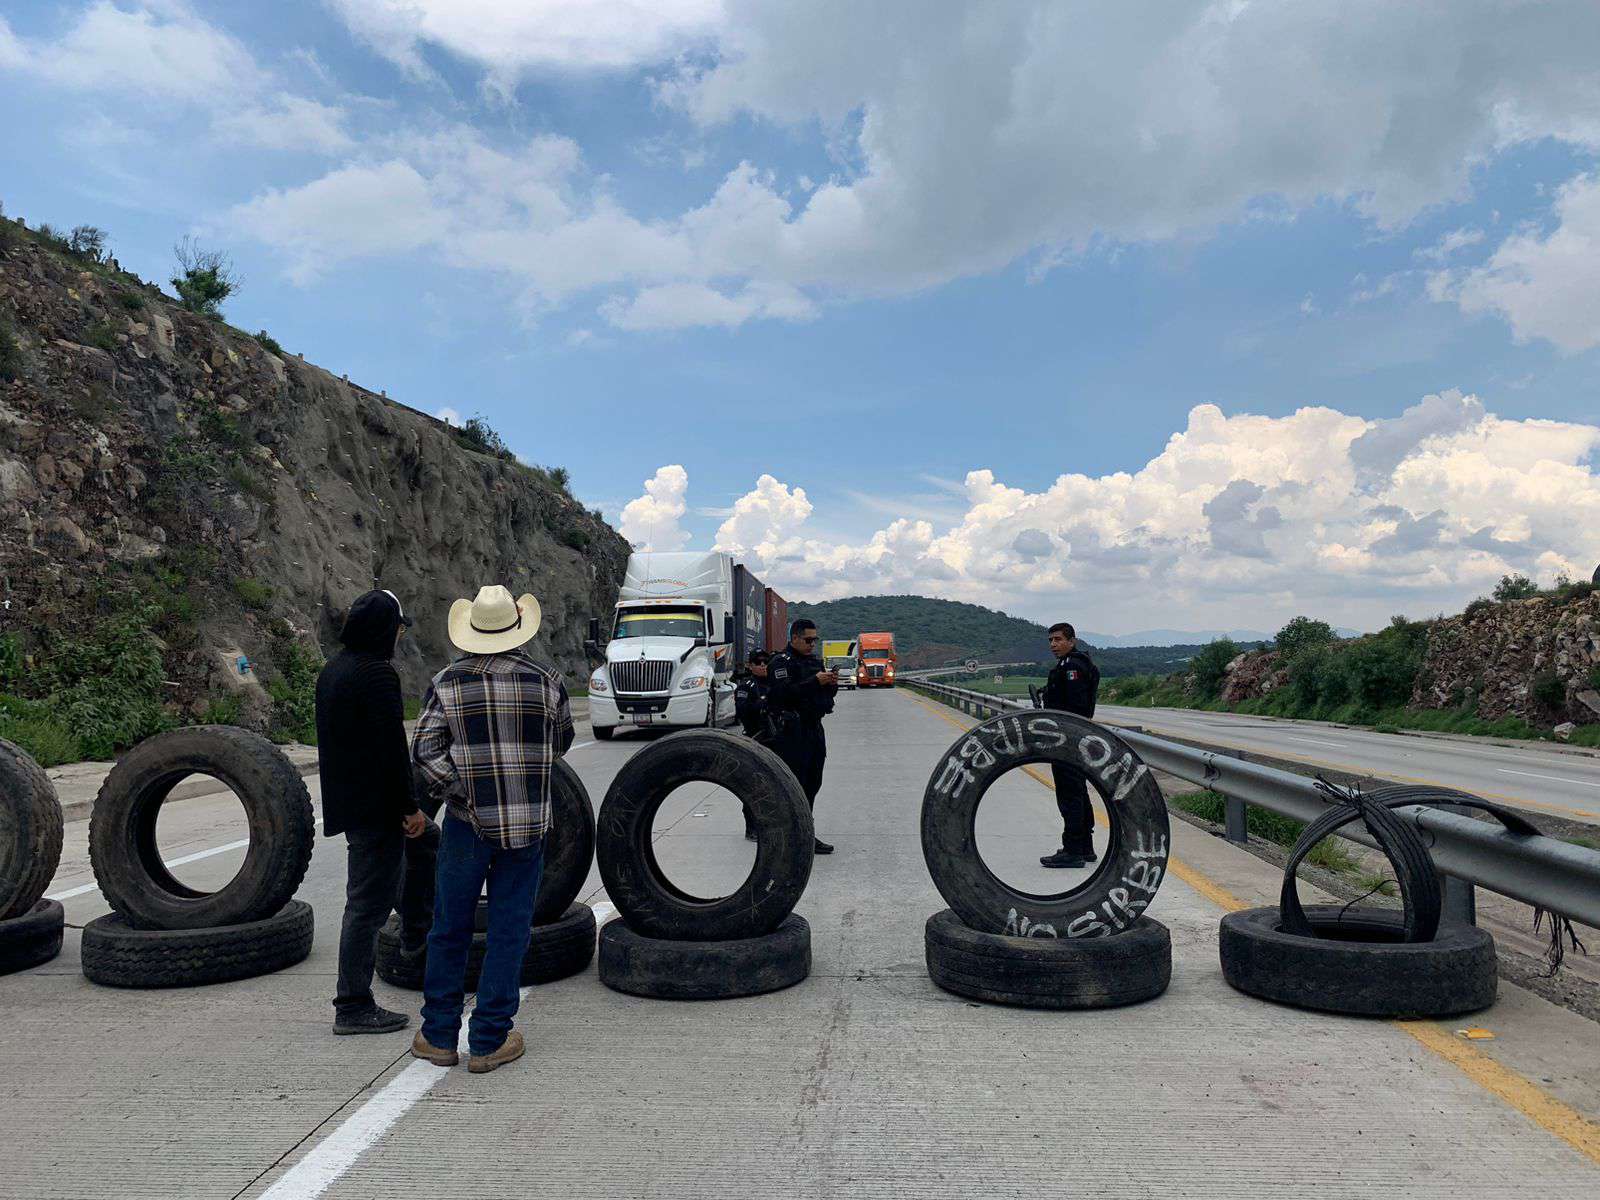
[411,650,575,849]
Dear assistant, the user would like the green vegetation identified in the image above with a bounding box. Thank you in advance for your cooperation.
[267,638,322,745]
[1189,638,1241,699]
[67,225,109,262]
[119,292,145,312]
[788,594,1052,667]
[171,235,239,317]
[253,329,283,354]
[85,320,118,352]
[199,694,244,726]
[233,577,273,611]
[1530,670,1567,711]
[1273,615,1337,659]
[0,319,24,381]
[1493,573,1540,601]
[1167,789,1360,873]
[456,413,516,461]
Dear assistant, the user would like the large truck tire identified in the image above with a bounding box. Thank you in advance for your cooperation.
[598,913,810,1000]
[1219,905,1497,1017]
[924,909,1170,1009]
[374,902,597,990]
[0,899,65,976]
[921,710,1169,937]
[88,727,315,930]
[535,760,596,924]
[597,729,813,941]
[0,739,64,920]
[81,900,314,988]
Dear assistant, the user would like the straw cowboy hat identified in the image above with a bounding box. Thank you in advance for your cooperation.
[448,585,541,655]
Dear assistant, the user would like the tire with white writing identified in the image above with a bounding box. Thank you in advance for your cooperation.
[81,900,314,988]
[0,739,63,921]
[921,710,1169,937]
[0,899,65,976]
[597,912,810,1000]
[88,727,315,930]
[924,908,1170,1009]
[1219,905,1496,1017]
[374,902,597,990]
[597,729,813,940]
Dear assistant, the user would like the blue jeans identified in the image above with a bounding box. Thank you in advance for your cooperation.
[420,814,544,1057]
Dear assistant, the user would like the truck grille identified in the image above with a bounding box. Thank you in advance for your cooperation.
[611,660,673,694]
[868,665,885,679]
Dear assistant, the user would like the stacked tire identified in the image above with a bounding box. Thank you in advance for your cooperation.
[0,739,66,976]
[81,728,317,988]
[1220,783,1500,1018]
[921,710,1173,1008]
[375,760,599,990]
[596,729,814,1000]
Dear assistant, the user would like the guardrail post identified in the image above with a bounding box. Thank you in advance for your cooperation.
[1219,749,1249,845]
[1433,801,1477,926]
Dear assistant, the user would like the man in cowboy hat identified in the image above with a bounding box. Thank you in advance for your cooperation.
[409,584,574,1074]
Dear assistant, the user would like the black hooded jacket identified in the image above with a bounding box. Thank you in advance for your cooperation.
[315,591,418,836]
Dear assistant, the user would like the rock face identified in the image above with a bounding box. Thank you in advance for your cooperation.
[1219,649,1287,704]
[1411,592,1600,724]
[0,225,628,714]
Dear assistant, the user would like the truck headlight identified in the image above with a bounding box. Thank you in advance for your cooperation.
[589,672,609,693]
[678,675,709,691]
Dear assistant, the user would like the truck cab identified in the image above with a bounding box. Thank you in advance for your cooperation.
[586,551,762,739]
[856,631,897,687]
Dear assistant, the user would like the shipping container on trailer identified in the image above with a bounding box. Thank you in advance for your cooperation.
[764,588,788,653]
[732,564,766,669]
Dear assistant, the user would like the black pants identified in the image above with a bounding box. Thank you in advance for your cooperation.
[1051,764,1094,856]
[772,722,826,806]
[334,820,439,1014]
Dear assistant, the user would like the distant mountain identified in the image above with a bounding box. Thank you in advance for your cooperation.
[1080,626,1361,647]
[786,595,1049,669]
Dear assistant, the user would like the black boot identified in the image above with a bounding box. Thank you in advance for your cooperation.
[1039,849,1087,868]
[333,1004,410,1036]
[813,838,834,855]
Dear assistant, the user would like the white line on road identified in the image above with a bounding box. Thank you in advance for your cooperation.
[258,989,530,1199]
[47,837,253,901]
[1287,736,1349,748]
[1497,768,1600,789]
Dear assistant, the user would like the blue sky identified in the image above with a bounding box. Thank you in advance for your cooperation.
[3,2,1599,634]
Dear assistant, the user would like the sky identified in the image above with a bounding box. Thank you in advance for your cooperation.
[3,1,1599,635]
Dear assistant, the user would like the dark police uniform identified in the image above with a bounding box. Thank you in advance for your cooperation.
[1043,647,1101,858]
[765,645,835,810]
[735,670,776,743]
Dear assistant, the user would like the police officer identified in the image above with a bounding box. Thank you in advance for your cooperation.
[1039,621,1101,868]
[766,618,838,855]
[735,650,775,841]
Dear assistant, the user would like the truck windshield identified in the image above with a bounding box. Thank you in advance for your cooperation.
[826,658,857,670]
[613,609,706,640]
[861,650,890,659]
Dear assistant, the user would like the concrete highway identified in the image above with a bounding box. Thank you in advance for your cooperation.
[3,689,1599,1197]
[1099,703,1600,826]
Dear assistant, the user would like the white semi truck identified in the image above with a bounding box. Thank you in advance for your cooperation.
[584,550,767,740]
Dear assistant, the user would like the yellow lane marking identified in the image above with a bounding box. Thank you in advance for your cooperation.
[902,688,1600,1167]
[1108,717,1596,822]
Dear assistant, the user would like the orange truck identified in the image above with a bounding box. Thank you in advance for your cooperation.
[856,631,897,687]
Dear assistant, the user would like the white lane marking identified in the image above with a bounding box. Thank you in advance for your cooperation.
[1497,768,1600,789]
[259,988,530,1199]
[1287,736,1349,749]
[592,901,616,924]
[568,740,595,752]
[46,837,253,902]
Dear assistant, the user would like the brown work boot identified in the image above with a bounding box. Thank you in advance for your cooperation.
[468,1031,525,1074]
[411,1030,458,1067]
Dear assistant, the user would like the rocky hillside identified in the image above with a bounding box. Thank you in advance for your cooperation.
[0,216,627,754]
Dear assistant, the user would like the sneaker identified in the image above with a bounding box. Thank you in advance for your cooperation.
[1039,849,1087,868]
[411,1030,459,1066]
[333,1005,409,1036]
[813,838,834,855]
[468,1031,525,1075]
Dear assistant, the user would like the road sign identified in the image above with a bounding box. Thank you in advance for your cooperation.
[965,658,978,672]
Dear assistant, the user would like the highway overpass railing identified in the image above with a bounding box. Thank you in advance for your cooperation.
[903,677,1600,932]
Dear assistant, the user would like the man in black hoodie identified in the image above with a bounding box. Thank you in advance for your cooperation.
[317,589,428,1035]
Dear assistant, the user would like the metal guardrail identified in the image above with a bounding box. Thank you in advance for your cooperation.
[904,677,1600,930]
[900,662,1037,680]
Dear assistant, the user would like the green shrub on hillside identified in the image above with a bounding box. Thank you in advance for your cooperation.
[1493,573,1539,601]
[0,320,23,381]
[1273,615,1337,659]
[171,236,239,318]
[253,329,283,354]
[456,414,516,461]
[1189,638,1240,698]
[233,577,273,610]
[268,638,323,745]
[29,602,171,761]
[1530,670,1566,710]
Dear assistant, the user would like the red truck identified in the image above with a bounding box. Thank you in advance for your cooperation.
[856,631,897,686]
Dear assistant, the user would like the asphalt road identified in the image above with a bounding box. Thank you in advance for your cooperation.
[4,690,1598,1197]
[1098,703,1600,825]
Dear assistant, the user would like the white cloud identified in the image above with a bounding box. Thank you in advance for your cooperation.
[1415,226,1485,263]
[1432,173,1600,352]
[619,465,691,551]
[4,3,352,154]
[328,0,723,94]
[434,406,462,427]
[233,3,1600,329]
[648,394,1600,631]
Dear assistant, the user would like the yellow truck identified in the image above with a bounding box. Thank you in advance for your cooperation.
[821,638,859,689]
